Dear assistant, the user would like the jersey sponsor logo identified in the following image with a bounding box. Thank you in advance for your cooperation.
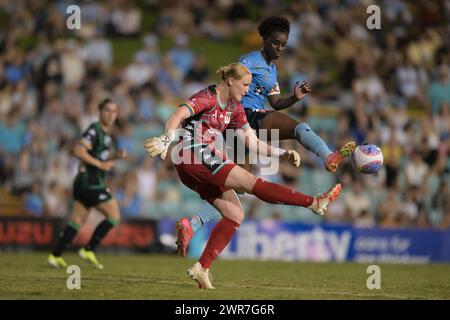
[224,112,232,124]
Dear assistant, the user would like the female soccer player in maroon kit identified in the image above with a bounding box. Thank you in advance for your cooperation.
[144,63,341,289]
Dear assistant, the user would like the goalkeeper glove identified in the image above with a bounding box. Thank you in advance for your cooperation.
[144,130,175,160]
[282,149,301,167]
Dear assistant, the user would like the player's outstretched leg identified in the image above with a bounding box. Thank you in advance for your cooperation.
[324,141,356,173]
[252,178,342,215]
[308,183,342,216]
[294,122,333,162]
[294,123,355,172]
[227,167,342,215]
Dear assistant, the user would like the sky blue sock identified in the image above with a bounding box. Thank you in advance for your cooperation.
[294,123,332,162]
[189,202,221,232]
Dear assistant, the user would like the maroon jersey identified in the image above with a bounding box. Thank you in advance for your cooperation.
[179,85,249,147]
[174,86,248,200]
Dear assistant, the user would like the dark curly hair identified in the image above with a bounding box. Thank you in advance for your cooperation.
[258,16,290,39]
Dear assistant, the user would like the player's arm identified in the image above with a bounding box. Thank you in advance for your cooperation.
[165,105,192,133]
[235,126,300,167]
[144,105,192,159]
[268,81,311,111]
[107,148,127,160]
[74,142,115,172]
[113,149,127,160]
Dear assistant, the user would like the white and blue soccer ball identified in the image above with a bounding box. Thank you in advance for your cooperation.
[352,144,384,174]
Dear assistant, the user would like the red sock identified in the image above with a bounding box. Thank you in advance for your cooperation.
[199,218,239,269]
[251,178,314,207]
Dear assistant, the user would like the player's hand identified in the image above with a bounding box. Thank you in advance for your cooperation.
[116,149,127,159]
[282,150,301,167]
[294,80,311,100]
[99,160,115,171]
[144,131,174,160]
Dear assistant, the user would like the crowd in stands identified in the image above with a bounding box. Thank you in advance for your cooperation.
[0,0,449,229]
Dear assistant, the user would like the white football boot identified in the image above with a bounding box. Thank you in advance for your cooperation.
[187,262,215,290]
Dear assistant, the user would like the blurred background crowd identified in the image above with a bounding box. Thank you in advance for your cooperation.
[0,0,449,229]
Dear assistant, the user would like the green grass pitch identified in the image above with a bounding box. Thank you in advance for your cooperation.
[0,252,449,299]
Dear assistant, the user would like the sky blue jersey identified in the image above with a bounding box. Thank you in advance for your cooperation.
[239,50,280,111]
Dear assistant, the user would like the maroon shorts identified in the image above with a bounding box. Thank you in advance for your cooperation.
[174,145,236,204]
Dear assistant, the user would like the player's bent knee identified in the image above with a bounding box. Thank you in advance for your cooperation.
[107,211,121,223]
[226,209,244,224]
[218,203,244,224]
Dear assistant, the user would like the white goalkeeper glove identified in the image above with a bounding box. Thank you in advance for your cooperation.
[282,149,301,167]
[272,148,301,167]
[144,130,175,160]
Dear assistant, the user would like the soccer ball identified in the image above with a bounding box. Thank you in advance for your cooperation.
[352,144,383,174]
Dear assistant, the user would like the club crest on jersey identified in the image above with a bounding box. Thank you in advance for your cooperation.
[224,112,232,124]
[254,84,264,95]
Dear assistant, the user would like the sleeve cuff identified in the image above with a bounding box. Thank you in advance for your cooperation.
[179,103,195,116]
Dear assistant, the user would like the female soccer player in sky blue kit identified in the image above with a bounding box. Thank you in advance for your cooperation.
[175,17,355,257]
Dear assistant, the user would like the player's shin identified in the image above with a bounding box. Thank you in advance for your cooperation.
[85,218,118,251]
[191,202,221,232]
[294,123,332,161]
[52,221,80,256]
[198,217,240,269]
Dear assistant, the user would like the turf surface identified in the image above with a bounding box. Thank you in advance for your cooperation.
[0,252,449,299]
